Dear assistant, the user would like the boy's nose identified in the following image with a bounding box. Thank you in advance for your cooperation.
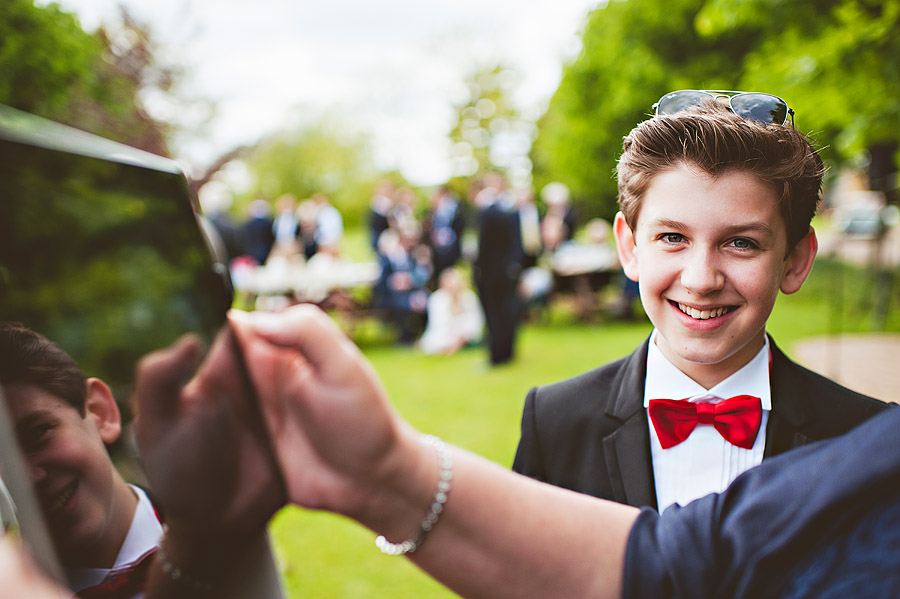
[680,250,725,294]
[28,459,48,484]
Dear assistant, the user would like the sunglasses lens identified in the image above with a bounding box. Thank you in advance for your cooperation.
[655,90,712,115]
[730,93,788,125]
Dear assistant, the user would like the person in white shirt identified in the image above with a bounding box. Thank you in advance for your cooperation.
[0,323,162,598]
[312,192,343,253]
[419,267,484,355]
[512,96,887,510]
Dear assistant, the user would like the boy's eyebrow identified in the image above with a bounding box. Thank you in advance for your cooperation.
[719,222,778,238]
[648,218,777,237]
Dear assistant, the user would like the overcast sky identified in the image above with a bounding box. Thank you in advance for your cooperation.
[42,0,598,186]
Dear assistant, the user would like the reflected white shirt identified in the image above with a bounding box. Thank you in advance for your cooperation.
[644,331,771,512]
[67,485,163,598]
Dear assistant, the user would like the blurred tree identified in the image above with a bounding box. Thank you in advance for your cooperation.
[0,1,211,157]
[449,64,535,188]
[238,117,379,227]
[530,0,746,221]
[0,0,97,117]
[533,0,900,222]
[710,0,900,195]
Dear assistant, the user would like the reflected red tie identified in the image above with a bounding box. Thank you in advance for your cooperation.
[648,395,762,450]
[76,548,156,599]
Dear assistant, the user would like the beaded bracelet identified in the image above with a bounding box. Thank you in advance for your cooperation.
[375,434,453,556]
[157,525,214,592]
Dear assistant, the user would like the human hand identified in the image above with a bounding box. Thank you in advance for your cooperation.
[131,328,285,544]
[227,305,416,520]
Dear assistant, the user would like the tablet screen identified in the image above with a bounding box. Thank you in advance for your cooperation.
[0,105,232,400]
[0,104,235,587]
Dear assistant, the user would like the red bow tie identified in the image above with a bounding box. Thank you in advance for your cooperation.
[648,395,763,450]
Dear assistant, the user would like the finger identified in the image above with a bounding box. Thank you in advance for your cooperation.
[229,305,361,379]
[185,326,240,398]
[132,334,202,427]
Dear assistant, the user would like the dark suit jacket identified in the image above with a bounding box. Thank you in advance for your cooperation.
[474,200,522,286]
[512,335,890,510]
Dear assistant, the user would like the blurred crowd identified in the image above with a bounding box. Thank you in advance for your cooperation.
[203,174,632,363]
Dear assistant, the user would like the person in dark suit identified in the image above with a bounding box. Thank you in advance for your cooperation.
[423,184,466,286]
[367,179,394,252]
[513,96,889,509]
[513,335,888,509]
[242,199,275,266]
[472,172,523,366]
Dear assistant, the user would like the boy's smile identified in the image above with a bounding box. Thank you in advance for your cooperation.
[615,163,816,388]
[6,381,136,568]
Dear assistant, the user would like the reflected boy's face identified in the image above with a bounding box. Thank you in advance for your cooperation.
[615,163,815,387]
[5,382,127,565]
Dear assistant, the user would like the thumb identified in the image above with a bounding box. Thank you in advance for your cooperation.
[229,305,362,382]
[132,334,203,432]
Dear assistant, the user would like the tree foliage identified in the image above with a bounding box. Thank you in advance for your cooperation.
[0,0,178,155]
[532,0,900,221]
[448,64,534,188]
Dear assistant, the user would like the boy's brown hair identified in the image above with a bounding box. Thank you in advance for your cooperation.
[0,322,87,415]
[616,100,825,250]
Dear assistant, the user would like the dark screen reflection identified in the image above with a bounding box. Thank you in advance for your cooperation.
[0,107,231,407]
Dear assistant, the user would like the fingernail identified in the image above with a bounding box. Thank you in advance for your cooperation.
[228,309,281,332]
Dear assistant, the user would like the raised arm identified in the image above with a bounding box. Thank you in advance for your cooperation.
[225,305,639,599]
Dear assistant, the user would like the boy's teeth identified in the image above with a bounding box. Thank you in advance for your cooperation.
[49,482,76,513]
[678,303,727,320]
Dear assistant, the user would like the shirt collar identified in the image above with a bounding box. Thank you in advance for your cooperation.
[115,485,163,567]
[644,329,772,410]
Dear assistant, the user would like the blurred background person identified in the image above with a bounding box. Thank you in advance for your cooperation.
[242,198,275,266]
[373,226,431,345]
[540,181,578,254]
[423,184,466,287]
[516,187,543,270]
[368,179,395,252]
[419,266,484,355]
[388,186,421,237]
[312,192,343,256]
[268,193,301,261]
[296,198,319,260]
[472,171,523,366]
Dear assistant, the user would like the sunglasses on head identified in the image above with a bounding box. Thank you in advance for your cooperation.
[653,90,794,126]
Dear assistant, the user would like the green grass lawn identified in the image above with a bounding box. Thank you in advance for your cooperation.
[269,256,900,597]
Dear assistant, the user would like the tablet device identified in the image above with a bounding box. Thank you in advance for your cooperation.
[0,104,283,596]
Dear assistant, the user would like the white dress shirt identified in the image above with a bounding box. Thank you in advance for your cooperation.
[67,485,163,598]
[644,330,771,512]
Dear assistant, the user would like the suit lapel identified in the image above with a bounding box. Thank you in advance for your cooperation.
[765,337,812,457]
[601,338,658,508]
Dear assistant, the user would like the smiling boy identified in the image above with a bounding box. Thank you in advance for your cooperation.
[0,323,162,598]
[512,94,888,511]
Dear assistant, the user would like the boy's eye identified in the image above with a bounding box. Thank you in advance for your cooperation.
[729,237,759,250]
[21,423,55,452]
[660,233,685,244]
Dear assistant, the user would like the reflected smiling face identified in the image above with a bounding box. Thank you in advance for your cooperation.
[614,163,817,388]
[6,380,135,568]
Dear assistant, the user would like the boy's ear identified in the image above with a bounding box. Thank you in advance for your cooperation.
[613,212,640,282]
[780,227,818,295]
[84,378,122,445]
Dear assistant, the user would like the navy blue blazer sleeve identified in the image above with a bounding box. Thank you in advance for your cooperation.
[624,405,900,599]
